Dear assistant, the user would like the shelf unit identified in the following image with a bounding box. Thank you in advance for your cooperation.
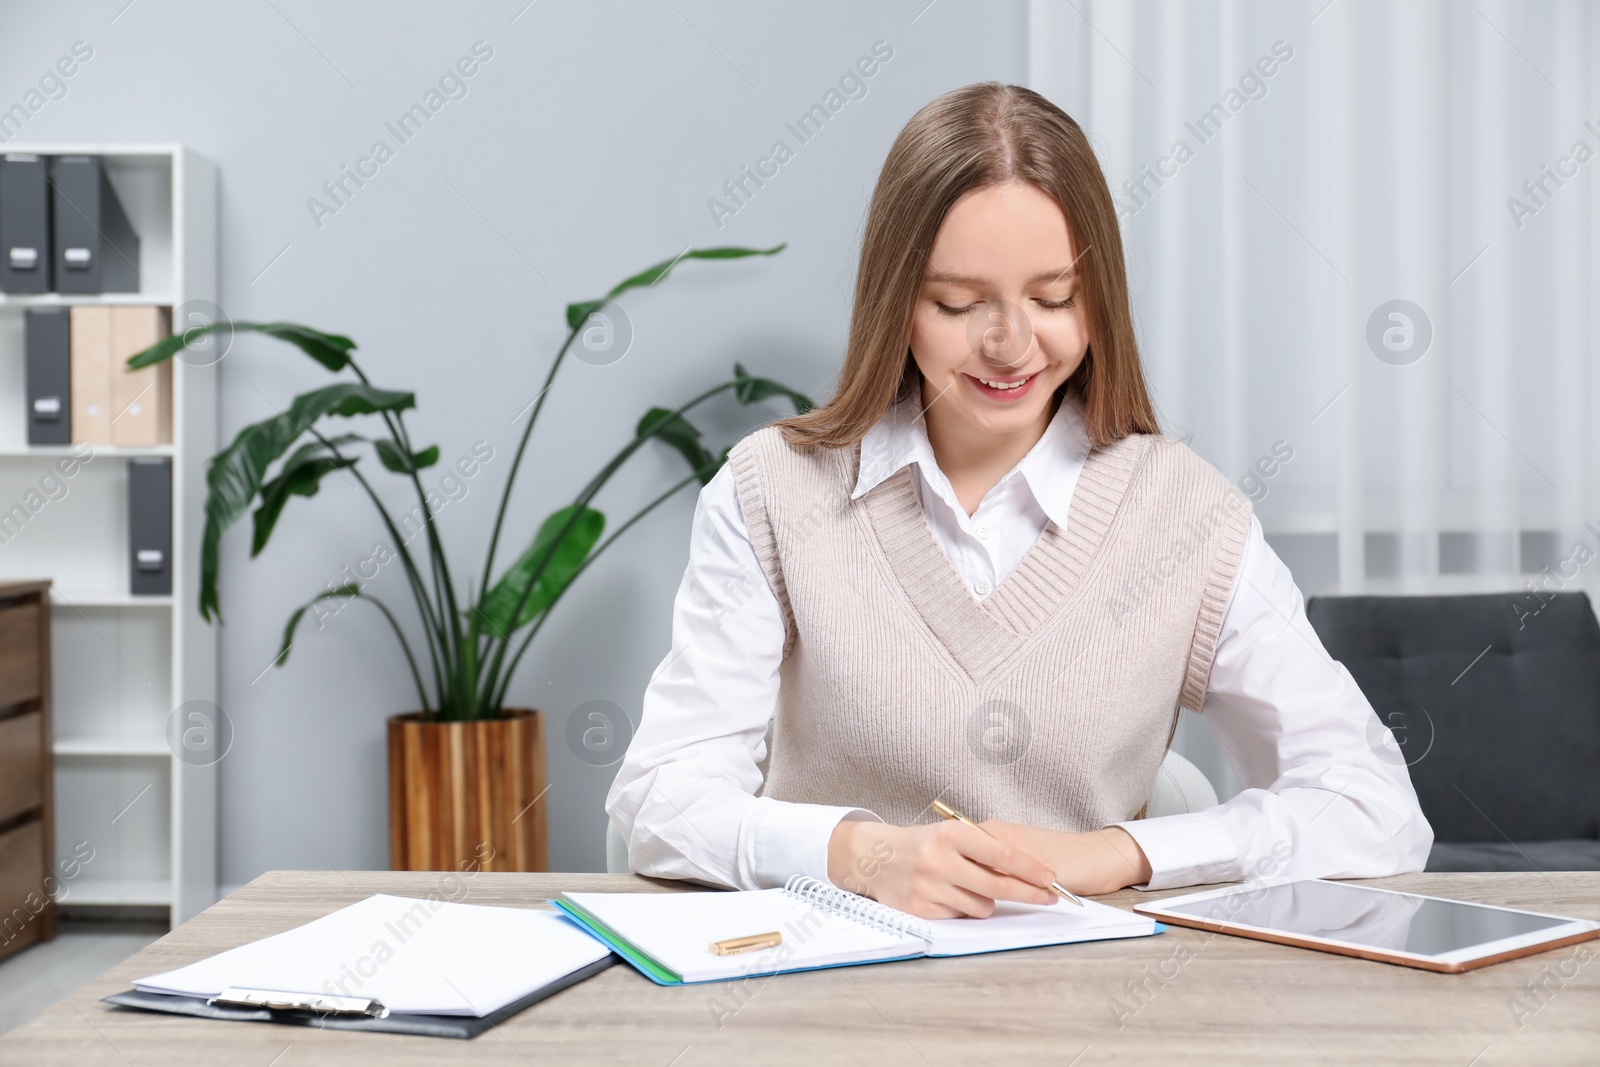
[0,293,177,308]
[0,143,217,923]
[0,445,174,458]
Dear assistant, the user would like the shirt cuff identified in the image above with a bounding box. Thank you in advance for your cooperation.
[743,797,882,889]
[1113,812,1241,891]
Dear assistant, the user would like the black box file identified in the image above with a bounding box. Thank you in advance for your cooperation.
[128,458,172,596]
[24,308,70,445]
[0,154,52,293]
[51,156,141,294]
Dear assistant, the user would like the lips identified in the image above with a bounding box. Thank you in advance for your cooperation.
[966,371,1040,402]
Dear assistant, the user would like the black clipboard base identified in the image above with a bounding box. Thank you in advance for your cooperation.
[101,953,616,1039]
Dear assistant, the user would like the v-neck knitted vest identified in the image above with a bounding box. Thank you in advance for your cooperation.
[726,425,1253,831]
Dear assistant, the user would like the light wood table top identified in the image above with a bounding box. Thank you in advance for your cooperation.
[2,870,1596,1065]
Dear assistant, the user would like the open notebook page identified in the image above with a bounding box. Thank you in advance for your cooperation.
[923,897,1157,956]
[562,889,925,983]
[135,894,612,1016]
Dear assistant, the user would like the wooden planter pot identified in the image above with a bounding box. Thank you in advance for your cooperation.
[386,708,548,872]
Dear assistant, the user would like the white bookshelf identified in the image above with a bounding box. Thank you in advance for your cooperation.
[0,293,178,307]
[0,143,217,923]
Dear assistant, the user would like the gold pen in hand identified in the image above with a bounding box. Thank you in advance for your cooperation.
[932,798,1083,906]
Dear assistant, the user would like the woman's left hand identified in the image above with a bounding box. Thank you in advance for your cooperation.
[978,822,1154,897]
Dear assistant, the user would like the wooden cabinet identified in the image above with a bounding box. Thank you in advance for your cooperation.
[0,711,44,821]
[0,580,53,962]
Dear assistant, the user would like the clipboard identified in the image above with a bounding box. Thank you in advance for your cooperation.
[101,953,616,1039]
[107,893,620,1038]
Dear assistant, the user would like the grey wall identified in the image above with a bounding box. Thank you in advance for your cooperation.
[0,0,1027,884]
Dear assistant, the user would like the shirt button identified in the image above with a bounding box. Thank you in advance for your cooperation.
[977,526,991,540]
[974,579,992,596]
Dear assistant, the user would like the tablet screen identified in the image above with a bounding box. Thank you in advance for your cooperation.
[1159,879,1567,956]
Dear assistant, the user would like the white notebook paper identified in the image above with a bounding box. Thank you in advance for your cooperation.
[559,875,1160,984]
[135,894,612,1016]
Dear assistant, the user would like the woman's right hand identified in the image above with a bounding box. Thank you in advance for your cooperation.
[826,817,1061,919]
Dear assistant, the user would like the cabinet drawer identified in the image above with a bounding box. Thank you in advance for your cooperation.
[0,710,42,823]
[0,820,47,955]
[0,602,40,706]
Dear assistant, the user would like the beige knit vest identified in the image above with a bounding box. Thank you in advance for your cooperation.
[727,425,1253,831]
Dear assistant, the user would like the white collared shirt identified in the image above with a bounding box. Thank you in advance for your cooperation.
[606,395,1433,892]
[854,388,1092,598]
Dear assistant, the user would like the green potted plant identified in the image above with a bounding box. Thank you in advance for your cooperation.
[129,245,811,872]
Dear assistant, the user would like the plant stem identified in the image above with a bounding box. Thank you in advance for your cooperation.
[478,321,583,611]
[394,407,468,715]
[347,359,467,715]
[351,591,431,713]
[488,470,699,713]
[478,379,735,714]
[464,320,585,717]
[310,428,446,712]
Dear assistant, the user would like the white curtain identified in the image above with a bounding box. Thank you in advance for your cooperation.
[1029,0,1598,795]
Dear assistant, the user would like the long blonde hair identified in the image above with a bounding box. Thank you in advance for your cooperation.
[775,82,1159,450]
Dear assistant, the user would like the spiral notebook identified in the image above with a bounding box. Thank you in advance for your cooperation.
[553,875,1163,985]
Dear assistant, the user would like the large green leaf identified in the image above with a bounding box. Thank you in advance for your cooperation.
[279,383,412,429]
[275,583,361,666]
[565,245,786,330]
[198,383,415,621]
[374,439,440,474]
[127,321,357,372]
[252,442,358,556]
[478,505,605,635]
[637,407,720,484]
[733,362,814,413]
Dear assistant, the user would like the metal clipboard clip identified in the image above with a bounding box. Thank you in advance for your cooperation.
[208,987,390,1018]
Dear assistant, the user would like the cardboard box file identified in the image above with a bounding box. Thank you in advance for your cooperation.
[128,458,172,596]
[24,309,70,446]
[70,306,113,445]
[50,155,141,295]
[0,154,52,293]
[109,306,172,447]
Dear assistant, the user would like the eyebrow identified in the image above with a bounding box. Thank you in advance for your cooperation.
[922,265,1079,286]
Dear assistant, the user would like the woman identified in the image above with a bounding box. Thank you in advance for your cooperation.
[606,83,1431,919]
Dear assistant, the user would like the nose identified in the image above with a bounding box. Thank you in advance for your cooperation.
[971,299,1035,371]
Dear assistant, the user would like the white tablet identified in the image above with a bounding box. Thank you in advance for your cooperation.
[1132,878,1599,973]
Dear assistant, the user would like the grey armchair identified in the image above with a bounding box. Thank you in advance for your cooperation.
[1306,591,1600,871]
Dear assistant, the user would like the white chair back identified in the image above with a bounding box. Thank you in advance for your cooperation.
[1144,749,1220,819]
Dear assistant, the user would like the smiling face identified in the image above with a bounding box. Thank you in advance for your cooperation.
[910,181,1089,442]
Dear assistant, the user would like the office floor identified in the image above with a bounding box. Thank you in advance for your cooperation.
[0,921,165,1036]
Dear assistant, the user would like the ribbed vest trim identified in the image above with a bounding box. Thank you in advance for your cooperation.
[727,425,1255,830]
[729,436,802,659]
[729,427,1251,714]
[859,434,1151,683]
[1177,492,1252,713]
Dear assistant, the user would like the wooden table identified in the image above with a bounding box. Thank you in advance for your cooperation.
[3,871,1596,1065]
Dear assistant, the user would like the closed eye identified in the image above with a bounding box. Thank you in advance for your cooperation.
[1035,295,1078,310]
[934,301,981,317]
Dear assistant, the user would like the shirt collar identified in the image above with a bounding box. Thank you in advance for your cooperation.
[851,389,1091,527]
